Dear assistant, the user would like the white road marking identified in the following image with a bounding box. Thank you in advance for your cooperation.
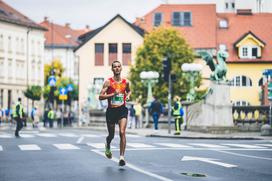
[222,144,267,149]
[87,143,116,149]
[39,127,47,131]
[0,145,3,151]
[216,150,272,161]
[20,134,35,138]
[256,144,272,147]
[92,149,174,181]
[190,143,229,148]
[127,143,155,148]
[36,133,57,137]
[76,136,84,144]
[58,133,78,137]
[126,135,141,138]
[18,144,41,151]
[81,134,99,138]
[181,156,237,168]
[155,143,192,148]
[53,144,80,150]
[0,134,13,138]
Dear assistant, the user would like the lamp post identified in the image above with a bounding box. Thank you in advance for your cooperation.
[140,71,159,128]
[181,63,203,102]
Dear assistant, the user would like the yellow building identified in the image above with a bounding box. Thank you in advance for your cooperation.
[217,13,272,106]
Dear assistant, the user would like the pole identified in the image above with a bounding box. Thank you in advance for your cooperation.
[270,102,272,127]
[26,28,30,117]
[61,100,64,128]
[168,73,172,134]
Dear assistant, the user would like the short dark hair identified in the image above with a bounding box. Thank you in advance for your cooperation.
[18,98,21,102]
[111,60,121,68]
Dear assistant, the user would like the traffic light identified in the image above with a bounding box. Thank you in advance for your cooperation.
[163,57,171,82]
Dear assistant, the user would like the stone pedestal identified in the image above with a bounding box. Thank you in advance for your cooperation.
[187,82,236,133]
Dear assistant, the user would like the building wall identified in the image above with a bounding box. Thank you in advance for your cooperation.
[44,47,78,82]
[0,21,45,111]
[166,0,272,12]
[76,17,143,111]
[227,63,269,105]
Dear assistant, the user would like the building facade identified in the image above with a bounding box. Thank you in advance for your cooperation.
[164,0,272,13]
[75,15,144,111]
[40,18,88,83]
[0,1,46,111]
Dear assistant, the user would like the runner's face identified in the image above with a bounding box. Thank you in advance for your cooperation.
[112,62,122,75]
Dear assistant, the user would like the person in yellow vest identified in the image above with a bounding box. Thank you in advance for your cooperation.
[13,98,24,137]
[172,97,184,135]
[47,108,55,128]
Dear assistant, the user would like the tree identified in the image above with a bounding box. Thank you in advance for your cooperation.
[129,27,200,104]
[24,85,42,108]
[44,59,65,85]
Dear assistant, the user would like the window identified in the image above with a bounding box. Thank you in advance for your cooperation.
[154,13,162,26]
[172,12,192,26]
[0,34,3,51]
[240,46,260,59]
[225,2,229,9]
[231,3,235,9]
[231,75,252,87]
[108,43,117,66]
[219,20,228,28]
[8,36,11,52]
[95,43,104,66]
[122,43,131,65]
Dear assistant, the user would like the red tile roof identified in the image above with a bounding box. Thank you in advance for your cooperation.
[134,4,217,49]
[0,0,46,30]
[217,13,272,62]
[40,19,89,47]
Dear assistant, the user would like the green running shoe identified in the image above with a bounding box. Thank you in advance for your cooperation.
[105,144,112,159]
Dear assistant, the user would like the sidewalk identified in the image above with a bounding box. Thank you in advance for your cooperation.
[76,126,272,140]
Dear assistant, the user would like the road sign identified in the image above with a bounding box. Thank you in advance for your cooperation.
[67,84,73,92]
[48,76,56,86]
[268,82,272,101]
[59,87,68,100]
[59,87,67,95]
[181,156,237,168]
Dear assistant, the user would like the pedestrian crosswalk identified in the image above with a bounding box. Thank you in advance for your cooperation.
[0,133,141,139]
[0,142,272,152]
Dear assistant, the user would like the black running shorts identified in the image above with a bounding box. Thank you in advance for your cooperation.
[106,105,128,124]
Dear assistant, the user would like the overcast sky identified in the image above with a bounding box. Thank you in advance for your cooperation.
[4,0,170,29]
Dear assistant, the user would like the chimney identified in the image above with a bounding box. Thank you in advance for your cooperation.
[65,23,70,28]
[236,9,252,15]
[44,16,49,22]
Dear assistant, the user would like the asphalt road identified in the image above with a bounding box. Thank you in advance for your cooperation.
[0,127,272,181]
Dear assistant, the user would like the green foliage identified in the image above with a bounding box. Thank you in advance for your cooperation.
[129,27,199,104]
[24,85,42,107]
[44,59,65,85]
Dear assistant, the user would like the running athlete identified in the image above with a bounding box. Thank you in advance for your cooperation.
[99,60,131,166]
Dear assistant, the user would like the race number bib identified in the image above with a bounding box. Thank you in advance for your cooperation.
[111,93,124,106]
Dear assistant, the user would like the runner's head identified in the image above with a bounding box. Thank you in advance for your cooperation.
[111,60,122,76]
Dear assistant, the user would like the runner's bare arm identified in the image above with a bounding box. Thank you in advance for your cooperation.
[99,80,115,100]
[125,81,131,101]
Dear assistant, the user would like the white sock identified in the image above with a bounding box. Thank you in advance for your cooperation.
[120,155,125,160]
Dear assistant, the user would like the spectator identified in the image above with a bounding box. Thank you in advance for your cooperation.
[134,102,142,128]
[56,109,62,128]
[172,97,184,135]
[47,108,55,128]
[149,96,163,130]
[128,104,136,129]
[43,109,49,127]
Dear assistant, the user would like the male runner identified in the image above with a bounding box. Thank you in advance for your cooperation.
[99,60,131,166]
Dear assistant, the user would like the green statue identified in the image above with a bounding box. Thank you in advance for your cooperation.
[199,50,229,81]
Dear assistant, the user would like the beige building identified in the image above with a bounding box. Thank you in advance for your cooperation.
[0,1,46,112]
[75,15,144,111]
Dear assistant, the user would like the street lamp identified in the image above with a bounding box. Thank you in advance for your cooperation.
[181,63,203,102]
[140,71,159,105]
[140,71,159,128]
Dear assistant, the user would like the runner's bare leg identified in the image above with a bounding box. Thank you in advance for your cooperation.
[106,123,115,148]
[119,118,127,156]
